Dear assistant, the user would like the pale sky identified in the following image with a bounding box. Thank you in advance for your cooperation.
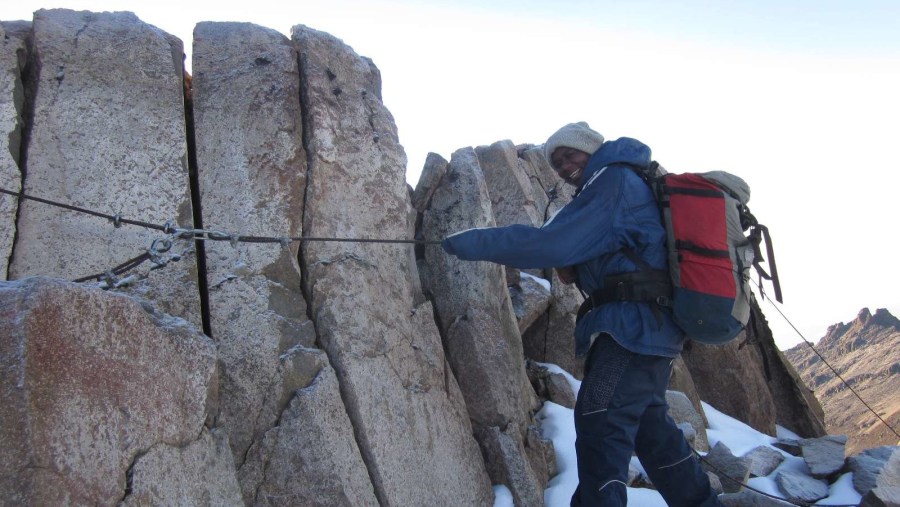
[4,0,899,350]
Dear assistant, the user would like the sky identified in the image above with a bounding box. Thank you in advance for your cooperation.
[3,0,899,350]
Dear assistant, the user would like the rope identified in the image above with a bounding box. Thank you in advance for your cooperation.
[0,186,442,246]
[71,252,151,283]
[763,297,900,441]
[0,187,173,233]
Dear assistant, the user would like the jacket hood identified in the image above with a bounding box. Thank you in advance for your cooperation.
[578,137,652,190]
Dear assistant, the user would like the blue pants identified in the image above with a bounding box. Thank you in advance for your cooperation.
[571,334,723,507]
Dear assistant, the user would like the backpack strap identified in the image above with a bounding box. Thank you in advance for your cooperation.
[576,248,673,327]
[741,206,783,303]
[748,224,783,303]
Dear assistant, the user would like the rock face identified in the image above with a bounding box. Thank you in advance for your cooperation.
[1,10,495,506]
[0,277,221,505]
[682,298,826,438]
[417,146,549,506]
[239,347,378,506]
[123,429,243,506]
[8,9,201,326]
[0,21,26,279]
[292,24,493,506]
[191,23,352,503]
[785,307,900,455]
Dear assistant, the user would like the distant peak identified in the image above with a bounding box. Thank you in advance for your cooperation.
[856,307,872,323]
[871,308,900,329]
[822,307,898,345]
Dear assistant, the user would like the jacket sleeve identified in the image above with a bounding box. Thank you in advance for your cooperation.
[442,167,629,269]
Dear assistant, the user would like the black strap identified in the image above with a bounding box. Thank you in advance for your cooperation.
[748,226,783,303]
[675,240,730,258]
[664,186,724,198]
[576,249,673,325]
[590,270,672,306]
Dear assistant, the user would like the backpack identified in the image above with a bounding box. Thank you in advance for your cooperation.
[576,162,783,345]
[633,162,782,344]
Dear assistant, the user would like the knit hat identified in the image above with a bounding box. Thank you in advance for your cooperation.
[543,122,605,169]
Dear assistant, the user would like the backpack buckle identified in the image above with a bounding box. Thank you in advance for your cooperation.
[656,295,671,307]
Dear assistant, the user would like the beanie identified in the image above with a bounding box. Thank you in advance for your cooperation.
[543,122,605,169]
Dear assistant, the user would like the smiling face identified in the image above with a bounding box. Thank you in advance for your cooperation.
[550,147,591,186]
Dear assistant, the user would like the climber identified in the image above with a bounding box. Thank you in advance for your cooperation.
[441,122,723,506]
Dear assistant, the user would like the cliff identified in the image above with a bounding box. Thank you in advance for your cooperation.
[1,11,493,505]
[0,9,832,505]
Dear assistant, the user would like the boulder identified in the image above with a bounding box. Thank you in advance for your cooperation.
[475,140,543,231]
[476,425,544,507]
[877,447,900,488]
[418,146,538,425]
[525,360,575,409]
[418,145,545,499]
[799,434,847,479]
[547,372,577,409]
[859,446,900,506]
[509,271,552,334]
[744,445,786,478]
[708,471,724,495]
[525,278,583,379]
[701,441,751,494]
[848,446,899,496]
[292,25,493,506]
[775,470,829,504]
[9,9,200,326]
[525,424,557,487]
[0,277,217,505]
[668,354,710,428]
[666,390,710,452]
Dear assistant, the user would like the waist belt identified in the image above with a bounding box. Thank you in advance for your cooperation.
[576,269,673,324]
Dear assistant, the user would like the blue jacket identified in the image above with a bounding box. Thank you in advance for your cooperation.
[442,137,685,358]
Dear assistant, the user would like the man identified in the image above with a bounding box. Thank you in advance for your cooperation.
[442,122,722,506]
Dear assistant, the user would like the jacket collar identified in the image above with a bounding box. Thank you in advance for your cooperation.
[576,137,652,193]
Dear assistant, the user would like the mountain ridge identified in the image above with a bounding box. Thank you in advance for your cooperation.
[784,307,900,455]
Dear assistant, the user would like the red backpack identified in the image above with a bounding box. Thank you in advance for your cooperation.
[632,162,782,344]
